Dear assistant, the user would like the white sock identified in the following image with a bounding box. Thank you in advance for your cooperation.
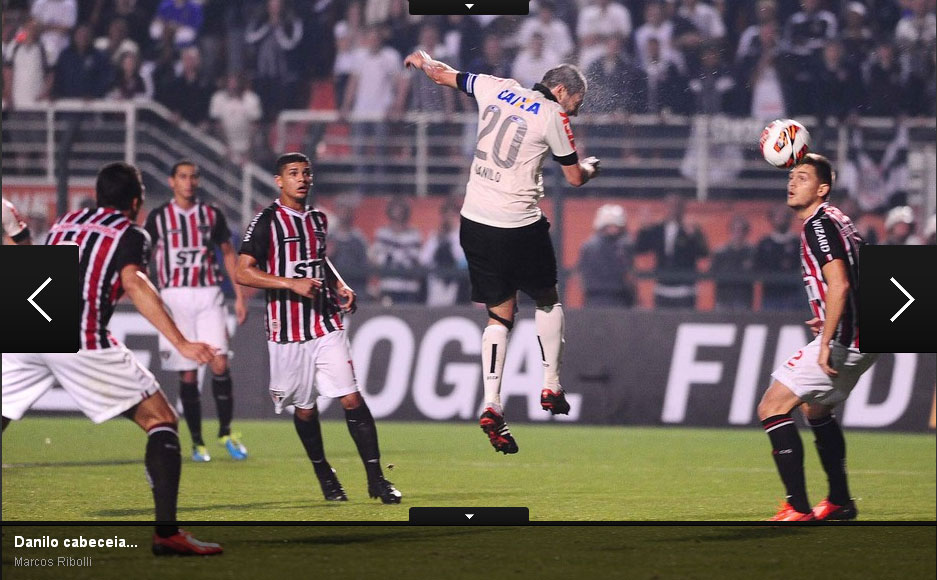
[535,303,564,392]
[481,324,508,413]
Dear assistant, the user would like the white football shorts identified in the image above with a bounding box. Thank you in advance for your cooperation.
[158,286,229,371]
[771,335,879,407]
[267,330,358,413]
[2,344,161,423]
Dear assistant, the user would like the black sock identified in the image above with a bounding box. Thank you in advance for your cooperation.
[212,372,234,438]
[762,414,810,513]
[146,426,181,538]
[809,413,851,505]
[293,410,333,479]
[179,381,203,446]
[345,402,382,481]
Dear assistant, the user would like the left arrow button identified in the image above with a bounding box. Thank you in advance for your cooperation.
[27,276,53,322]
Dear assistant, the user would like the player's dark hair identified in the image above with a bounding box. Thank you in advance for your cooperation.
[170,159,197,176]
[96,161,142,210]
[541,64,587,95]
[275,152,311,175]
[798,153,835,191]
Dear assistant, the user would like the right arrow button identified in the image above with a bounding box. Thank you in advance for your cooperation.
[889,277,915,322]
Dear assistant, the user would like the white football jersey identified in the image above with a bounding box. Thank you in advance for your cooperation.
[460,73,578,228]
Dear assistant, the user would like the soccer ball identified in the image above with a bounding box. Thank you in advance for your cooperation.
[760,119,811,168]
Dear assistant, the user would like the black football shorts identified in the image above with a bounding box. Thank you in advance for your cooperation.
[459,215,558,305]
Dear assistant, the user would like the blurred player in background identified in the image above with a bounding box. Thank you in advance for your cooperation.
[404,50,601,454]
[1,162,222,555]
[2,197,33,245]
[756,153,877,521]
[145,160,248,463]
[236,152,401,504]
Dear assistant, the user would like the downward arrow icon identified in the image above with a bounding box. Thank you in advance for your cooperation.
[465,513,474,520]
[465,3,474,9]
[889,277,915,322]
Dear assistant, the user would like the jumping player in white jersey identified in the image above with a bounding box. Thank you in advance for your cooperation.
[2,197,33,244]
[756,154,878,521]
[2,162,222,555]
[404,50,601,454]
[235,152,401,504]
[145,160,248,463]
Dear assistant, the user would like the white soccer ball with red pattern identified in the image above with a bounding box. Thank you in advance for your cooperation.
[760,119,811,168]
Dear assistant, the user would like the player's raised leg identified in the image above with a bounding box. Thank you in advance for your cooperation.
[757,380,815,521]
[479,296,519,454]
[127,391,222,555]
[804,403,857,520]
[532,287,570,415]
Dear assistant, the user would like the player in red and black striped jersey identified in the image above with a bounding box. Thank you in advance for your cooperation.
[756,154,879,522]
[2,162,221,555]
[144,161,248,463]
[236,152,401,504]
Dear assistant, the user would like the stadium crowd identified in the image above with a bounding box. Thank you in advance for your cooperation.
[3,0,936,311]
[3,0,936,159]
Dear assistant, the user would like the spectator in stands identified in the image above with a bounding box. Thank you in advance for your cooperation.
[444,14,484,72]
[755,204,802,312]
[511,31,563,90]
[400,22,455,114]
[333,1,364,106]
[678,0,726,43]
[586,35,648,115]
[327,196,372,303]
[923,214,936,246]
[813,39,863,122]
[577,0,633,73]
[737,0,778,62]
[738,21,787,120]
[883,205,921,246]
[635,1,679,74]
[247,0,305,121]
[579,204,635,308]
[370,196,423,305]
[420,197,469,307]
[635,193,709,309]
[31,0,77,66]
[3,18,52,109]
[162,45,212,128]
[149,0,204,50]
[341,24,402,192]
[781,0,837,114]
[839,1,873,69]
[209,72,263,165]
[687,42,737,114]
[53,24,113,99]
[711,214,755,311]
[862,40,908,116]
[466,32,511,78]
[895,0,936,73]
[643,36,690,114]
[516,1,574,61]
[107,49,149,101]
[94,17,139,66]
[111,0,152,57]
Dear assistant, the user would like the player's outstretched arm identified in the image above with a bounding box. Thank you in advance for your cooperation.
[234,254,321,298]
[404,50,459,89]
[120,264,215,364]
[326,257,357,313]
[561,156,601,187]
[817,259,851,377]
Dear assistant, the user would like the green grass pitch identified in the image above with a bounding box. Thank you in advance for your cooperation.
[2,418,934,522]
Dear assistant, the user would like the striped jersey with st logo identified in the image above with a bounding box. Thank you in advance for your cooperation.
[800,203,864,348]
[144,200,231,289]
[239,200,343,343]
[46,207,150,350]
